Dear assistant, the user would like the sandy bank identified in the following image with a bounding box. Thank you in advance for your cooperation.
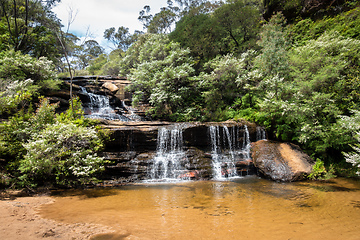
[0,193,113,240]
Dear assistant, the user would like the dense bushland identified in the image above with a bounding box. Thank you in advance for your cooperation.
[0,51,107,188]
[109,1,360,176]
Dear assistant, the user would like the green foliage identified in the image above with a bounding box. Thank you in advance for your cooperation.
[198,54,247,120]
[255,12,290,79]
[308,159,336,180]
[0,79,33,116]
[122,34,197,120]
[0,96,107,188]
[75,40,104,70]
[0,50,60,92]
[19,122,105,187]
[0,98,58,160]
[97,49,126,76]
[338,110,360,175]
[103,26,140,52]
[170,0,261,64]
[0,0,63,63]
[290,7,360,46]
[170,13,222,64]
[213,0,261,53]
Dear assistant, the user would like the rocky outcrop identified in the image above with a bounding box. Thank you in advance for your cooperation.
[102,82,119,94]
[100,120,257,182]
[251,140,314,181]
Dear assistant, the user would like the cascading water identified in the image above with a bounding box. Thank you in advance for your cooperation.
[209,125,252,180]
[256,126,267,141]
[147,125,188,182]
[122,100,143,121]
[80,86,130,121]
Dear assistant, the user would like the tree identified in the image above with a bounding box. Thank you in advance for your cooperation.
[339,110,360,175]
[170,13,223,64]
[0,0,62,61]
[213,0,261,53]
[122,34,198,120]
[139,1,220,34]
[75,39,104,70]
[103,26,139,51]
[198,54,246,119]
[255,12,290,81]
[147,7,177,33]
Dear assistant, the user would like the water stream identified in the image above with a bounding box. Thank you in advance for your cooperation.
[147,125,188,182]
[209,125,252,180]
[256,126,267,141]
[80,86,130,121]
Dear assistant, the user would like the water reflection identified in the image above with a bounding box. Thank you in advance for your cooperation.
[40,177,360,240]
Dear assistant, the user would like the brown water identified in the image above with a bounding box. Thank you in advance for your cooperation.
[40,177,360,240]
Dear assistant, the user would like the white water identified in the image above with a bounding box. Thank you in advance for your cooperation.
[80,86,130,121]
[147,126,189,182]
[256,126,267,141]
[209,125,252,180]
[122,100,143,121]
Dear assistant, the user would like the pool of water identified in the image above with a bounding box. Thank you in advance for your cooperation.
[40,176,360,240]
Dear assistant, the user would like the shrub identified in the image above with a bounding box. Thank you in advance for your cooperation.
[19,122,106,187]
[308,159,336,180]
[339,110,360,175]
[0,50,59,92]
[0,79,34,116]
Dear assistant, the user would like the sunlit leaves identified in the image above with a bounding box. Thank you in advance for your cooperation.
[19,122,105,186]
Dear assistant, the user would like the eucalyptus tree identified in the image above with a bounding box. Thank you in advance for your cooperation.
[75,39,104,70]
[0,0,62,61]
[213,0,261,53]
[103,26,141,51]
[138,0,221,34]
[121,34,198,121]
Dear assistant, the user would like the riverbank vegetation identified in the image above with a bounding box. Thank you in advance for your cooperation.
[1,0,360,187]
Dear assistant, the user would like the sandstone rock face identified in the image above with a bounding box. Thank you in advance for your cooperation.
[100,120,257,182]
[251,140,314,181]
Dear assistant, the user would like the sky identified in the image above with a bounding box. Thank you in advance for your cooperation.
[52,0,168,51]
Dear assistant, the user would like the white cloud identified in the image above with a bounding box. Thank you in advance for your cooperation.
[52,0,168,51]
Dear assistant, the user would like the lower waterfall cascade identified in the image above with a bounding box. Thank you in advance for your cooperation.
[147,125,189,182]
[135,123,265,182]
[209,125,253,180]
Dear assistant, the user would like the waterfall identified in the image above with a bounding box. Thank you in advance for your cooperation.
[209,125,252,180]
[256,126,267,141]
[80,86,130,121]
[148,125,188,181]
[122,100,144,121]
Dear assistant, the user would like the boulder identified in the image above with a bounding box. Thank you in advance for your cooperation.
[102,82,119,94]
[251,140,314,181]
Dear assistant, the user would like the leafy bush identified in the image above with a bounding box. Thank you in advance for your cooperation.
[338,110,360,175]
[0,79,34,116]
[0,50,59,92]
[123,34,197,120]
[0,97,107,188]
[290,7,360,46]
[19,122,105,187]
[308,159,336,180]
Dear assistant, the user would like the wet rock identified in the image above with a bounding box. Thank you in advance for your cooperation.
[251,140,314,181]
[178,170,200,180]
[100,121,260,182]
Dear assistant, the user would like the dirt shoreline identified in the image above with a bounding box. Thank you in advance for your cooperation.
[0,191,113,240]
